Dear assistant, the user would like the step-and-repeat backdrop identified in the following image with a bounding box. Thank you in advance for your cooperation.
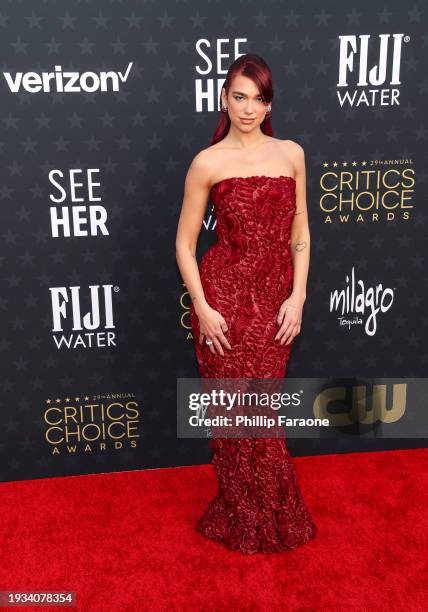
[1,0,426,482]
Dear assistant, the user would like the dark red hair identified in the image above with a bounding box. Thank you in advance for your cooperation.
[209,53,274,146]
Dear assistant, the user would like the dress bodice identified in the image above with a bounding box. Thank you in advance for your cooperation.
[208,174,296,260]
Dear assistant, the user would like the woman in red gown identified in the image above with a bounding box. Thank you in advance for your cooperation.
[176,53,317,554]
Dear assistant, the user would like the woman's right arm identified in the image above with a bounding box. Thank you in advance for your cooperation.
[175,153,231,356]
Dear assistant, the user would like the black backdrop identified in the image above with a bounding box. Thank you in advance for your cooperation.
[1,0,426,483]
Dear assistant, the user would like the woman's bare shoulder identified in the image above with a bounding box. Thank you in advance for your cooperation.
[191,143,224,165]
[188,144,224,179]
[184,146,222,190]
[280,138,305,157]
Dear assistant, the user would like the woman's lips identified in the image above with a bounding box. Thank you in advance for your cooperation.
[240,118,255,124]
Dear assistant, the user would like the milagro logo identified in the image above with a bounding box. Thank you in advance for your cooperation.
[337,33,408,107]
[329,267,394,336]
[3,62,133,93]
[50,284,118,349]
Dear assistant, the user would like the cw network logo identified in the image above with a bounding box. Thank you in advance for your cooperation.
[3,61,133,93]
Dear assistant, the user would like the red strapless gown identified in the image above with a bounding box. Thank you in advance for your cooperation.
[189,175,317,554]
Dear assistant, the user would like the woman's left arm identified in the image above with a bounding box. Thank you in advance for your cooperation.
[275,143,310,345]
[290,143,310,301]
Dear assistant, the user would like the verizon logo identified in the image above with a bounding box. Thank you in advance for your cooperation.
[3,62,133,93]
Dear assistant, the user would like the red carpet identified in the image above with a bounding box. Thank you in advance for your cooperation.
[0,448,427,611]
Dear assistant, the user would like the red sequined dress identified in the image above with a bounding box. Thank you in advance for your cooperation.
[189,174,317,554]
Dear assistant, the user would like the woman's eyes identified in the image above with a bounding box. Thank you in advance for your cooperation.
[234,95,263,102]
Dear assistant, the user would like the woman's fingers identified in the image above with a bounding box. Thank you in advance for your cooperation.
[284,323,301,345]
[203,334,223,356]
[217,330,232,350]
[281,322,301,345]
[275,317,301,343]
[212,336,224,356]
[281,325,297,345]
[201,307,301,353]
[207,330,231,355]
[202,333,215,353]
[218,320,231,350]
[200,329,227,355]
[201,318,232,355]
[275,317,293,341]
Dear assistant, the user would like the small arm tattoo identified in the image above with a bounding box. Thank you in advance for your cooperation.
[294,241,307,251]
[294,208,304,215]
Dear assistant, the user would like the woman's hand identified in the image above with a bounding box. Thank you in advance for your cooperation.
[195,301,232,356]
[275,293,305,345]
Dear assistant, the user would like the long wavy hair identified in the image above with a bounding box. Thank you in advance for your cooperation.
[209,53,274,146]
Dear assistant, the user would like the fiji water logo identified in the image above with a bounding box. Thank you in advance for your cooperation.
[50,284,118,349]
[3,62,133,93]
[337,33,409,107]
[329,267,394,336]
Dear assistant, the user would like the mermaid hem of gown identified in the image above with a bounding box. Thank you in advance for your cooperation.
[196,498,317,555]
[195,438,317,555]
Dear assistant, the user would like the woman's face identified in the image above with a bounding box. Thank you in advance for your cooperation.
[221,74,270,131]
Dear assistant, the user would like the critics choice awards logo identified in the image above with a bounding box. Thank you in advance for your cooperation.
[319,163,415,224]
[43,393,141,455]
